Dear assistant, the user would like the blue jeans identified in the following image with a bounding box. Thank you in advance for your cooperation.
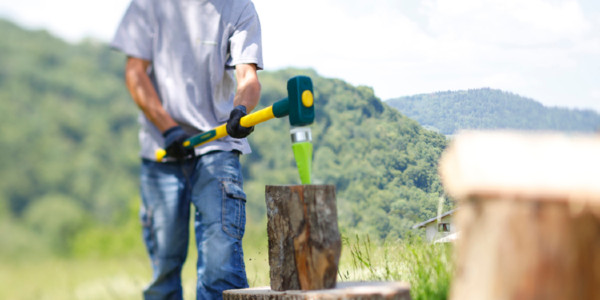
[139,151,248,300]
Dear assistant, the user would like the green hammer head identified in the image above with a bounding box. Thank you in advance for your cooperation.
[287,76,315,126]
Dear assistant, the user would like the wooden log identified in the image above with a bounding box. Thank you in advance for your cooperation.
[223,281,412,300]
[265,185,341,291]
[439,131,600,300]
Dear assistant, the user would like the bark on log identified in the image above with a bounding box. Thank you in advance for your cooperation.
[439,131,600,300]
[451,198,600,300]
[223,281,411,300]
[265,185,341,291]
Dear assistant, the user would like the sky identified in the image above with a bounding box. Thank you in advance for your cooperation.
[1,0,599,112]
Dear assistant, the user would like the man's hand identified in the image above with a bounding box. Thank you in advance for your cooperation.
[226,105,254,138]
[163,126,194,160]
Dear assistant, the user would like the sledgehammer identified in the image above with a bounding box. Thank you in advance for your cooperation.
[155,76,315,184]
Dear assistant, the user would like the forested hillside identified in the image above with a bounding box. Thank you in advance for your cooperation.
[387,88,600,135]
[0,19,448,258]
[244,69,448,239]
[0,19,142,256]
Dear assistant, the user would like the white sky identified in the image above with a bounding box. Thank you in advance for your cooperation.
[1,0,599,112]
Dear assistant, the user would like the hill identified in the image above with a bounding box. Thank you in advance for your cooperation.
[244,69,448,239]
[0,19,448,257]
[386,88,600,135]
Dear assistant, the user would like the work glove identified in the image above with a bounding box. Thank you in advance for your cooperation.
[162,126,194,161]
[226,105,254,138]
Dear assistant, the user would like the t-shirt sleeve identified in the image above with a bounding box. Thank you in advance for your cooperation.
[110,0,154,60]
[227,2,264,70]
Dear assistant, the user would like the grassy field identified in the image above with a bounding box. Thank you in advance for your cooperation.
[1,224,268,300]
[338,235,453,300]
[0,224,453,300]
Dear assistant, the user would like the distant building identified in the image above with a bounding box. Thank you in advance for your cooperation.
[413,209,458,243]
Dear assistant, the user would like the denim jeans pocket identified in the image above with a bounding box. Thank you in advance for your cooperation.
[140,205,157,257]
[220,178,247,240]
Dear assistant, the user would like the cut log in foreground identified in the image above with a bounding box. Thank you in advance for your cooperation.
[223,281,411,300]
[439,131,600,300]
[265,185,341,291]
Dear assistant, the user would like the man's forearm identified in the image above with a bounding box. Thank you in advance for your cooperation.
[234,64,261,113]
[125,57,177,132]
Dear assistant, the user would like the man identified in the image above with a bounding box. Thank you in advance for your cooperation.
[111,0,263,299]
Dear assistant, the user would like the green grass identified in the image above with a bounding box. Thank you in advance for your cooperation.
[0,221,271,300]
[338,235,453,300]
[0,255,149,300]
[0,228,452,300]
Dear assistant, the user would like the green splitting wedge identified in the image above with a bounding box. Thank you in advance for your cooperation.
[155,76,315,184]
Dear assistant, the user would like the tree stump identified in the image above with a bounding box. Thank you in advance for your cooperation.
[265,185,341,291]
[439,131,600,300]
[223,281,411,300]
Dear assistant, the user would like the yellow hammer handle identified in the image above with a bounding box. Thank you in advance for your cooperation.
[156,106,277,162]
[240,106,275,127]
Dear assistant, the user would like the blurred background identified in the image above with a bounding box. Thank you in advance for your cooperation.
[1,0,599,299]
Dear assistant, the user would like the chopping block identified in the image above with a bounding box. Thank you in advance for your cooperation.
[265,185,341,291]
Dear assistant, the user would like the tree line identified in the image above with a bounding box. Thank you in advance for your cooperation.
[387,88,600,135]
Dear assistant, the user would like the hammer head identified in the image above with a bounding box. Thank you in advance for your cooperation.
[287,76,315,127]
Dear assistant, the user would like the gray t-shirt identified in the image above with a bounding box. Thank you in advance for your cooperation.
[111,0,263,160]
